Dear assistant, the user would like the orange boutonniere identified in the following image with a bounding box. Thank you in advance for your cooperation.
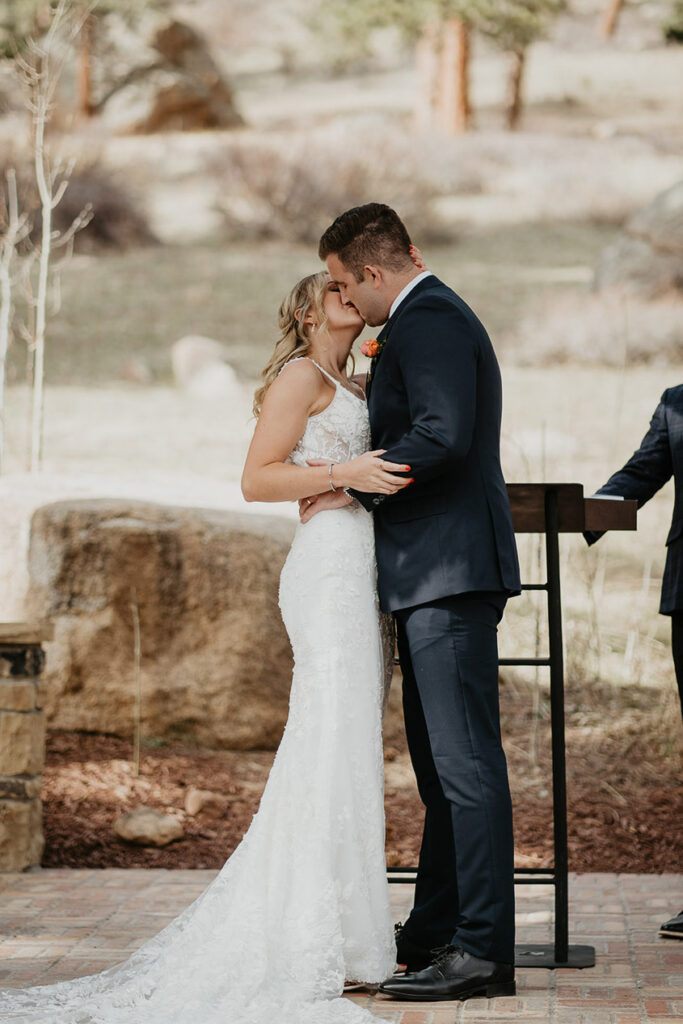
[362,337,387,385]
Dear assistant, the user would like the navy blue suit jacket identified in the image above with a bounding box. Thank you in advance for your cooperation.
[350,275,521,613]
[585,385,683,614]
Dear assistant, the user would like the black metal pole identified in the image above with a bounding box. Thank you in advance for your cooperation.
[545,487,569,964]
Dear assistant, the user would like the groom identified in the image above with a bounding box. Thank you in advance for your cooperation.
[302,203,521,1001]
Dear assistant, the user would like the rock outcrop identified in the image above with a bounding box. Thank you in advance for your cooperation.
[98,18,243,133]
[594,180,683,298]
[171,336,244,402]
[28,501,295,750]
[184,786,227,817]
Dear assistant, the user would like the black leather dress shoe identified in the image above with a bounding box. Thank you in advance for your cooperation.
[379,945,515,1002]
[660,910,683,939]
[394,922,435,972]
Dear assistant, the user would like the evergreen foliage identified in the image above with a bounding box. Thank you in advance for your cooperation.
[320,0,565,54]
[663,0,683,41]
[0,0,166,58]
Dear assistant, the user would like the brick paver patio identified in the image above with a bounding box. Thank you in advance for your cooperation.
[0,870,681,1022]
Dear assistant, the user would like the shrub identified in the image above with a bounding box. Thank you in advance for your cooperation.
[207,122,480,244]
[0,153,156,253]
[39,161,157,253]
[507,289,683,366]
[663,0,683,42]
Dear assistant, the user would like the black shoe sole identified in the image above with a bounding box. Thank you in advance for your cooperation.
[379,980,516,1001]
[660,928,683,940]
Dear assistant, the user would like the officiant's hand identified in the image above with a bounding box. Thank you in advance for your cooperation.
[299,488,352,523]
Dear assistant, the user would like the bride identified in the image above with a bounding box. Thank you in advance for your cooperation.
[0,271,410,1024]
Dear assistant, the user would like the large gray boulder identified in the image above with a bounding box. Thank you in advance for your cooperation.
[27,501,295,749]
[595,180,683,298]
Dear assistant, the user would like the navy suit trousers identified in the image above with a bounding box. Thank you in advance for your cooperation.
[670,612,683,718]
[395,591,515,964]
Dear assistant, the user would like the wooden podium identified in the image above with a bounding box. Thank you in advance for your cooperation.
[387,484,637,971]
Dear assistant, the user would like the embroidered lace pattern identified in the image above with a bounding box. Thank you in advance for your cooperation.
[0,357,396,1024]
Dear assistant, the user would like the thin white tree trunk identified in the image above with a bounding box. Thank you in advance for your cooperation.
[12,0,75,472]
[0,170,28,475]
[31,93,51,473]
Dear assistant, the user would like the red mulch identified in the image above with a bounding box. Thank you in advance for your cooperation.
[41,676,682,873]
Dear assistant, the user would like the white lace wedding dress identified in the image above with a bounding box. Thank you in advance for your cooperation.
[0,358,396,1024]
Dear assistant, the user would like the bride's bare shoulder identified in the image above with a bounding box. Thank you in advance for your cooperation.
[263,358,327,411]
[274,358,323,388]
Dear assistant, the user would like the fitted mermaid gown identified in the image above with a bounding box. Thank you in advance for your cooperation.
[0,358,396,1023]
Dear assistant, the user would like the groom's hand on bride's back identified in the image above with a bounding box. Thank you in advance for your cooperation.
[299,489,352,523]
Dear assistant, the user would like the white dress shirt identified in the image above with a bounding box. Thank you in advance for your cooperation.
[388,271,434,319]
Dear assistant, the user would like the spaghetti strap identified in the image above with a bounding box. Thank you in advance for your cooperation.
[278,357,364,403]
[307,359,339,387]
[279,357,338,388]
[277,356,308,377]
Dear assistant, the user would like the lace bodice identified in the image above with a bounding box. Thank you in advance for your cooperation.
[282,358,371,467]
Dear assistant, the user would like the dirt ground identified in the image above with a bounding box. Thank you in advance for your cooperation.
[42,665,682,874]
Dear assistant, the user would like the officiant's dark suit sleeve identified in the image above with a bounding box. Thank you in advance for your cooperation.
[584,386,683,615]
[584,393,673,545]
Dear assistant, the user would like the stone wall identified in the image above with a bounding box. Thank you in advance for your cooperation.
[0,631,48,871]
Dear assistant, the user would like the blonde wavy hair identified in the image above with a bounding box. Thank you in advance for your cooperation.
[253,271,330,417]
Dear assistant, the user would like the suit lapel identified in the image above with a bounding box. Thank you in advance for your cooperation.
[366,276,441,400]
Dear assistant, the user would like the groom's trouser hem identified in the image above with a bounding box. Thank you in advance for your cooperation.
[395,590,515,965]
[670,611,683,719]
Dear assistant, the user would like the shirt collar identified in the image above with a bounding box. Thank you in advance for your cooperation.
[388,271,434,319]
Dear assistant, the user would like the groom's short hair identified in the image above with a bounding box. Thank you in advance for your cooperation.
[319,203,413,281]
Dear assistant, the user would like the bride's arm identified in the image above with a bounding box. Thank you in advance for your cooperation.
[242,361,335,502]
[241,361,410,503]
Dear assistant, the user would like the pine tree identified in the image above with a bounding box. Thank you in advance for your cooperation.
[319,0,564,132]
[600,0,625,38]
[466,0,565,129]
[318,0,476,134]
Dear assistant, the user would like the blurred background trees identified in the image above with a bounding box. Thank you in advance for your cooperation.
[320,0,565,133]
[663,0,683,40]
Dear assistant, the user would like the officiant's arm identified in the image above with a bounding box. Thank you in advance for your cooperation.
[349,302,477,512]
[584,395,672,545]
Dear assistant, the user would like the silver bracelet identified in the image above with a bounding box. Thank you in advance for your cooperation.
[328,463,337,492]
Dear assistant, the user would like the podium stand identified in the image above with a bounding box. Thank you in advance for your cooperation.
[387,483,637,971]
